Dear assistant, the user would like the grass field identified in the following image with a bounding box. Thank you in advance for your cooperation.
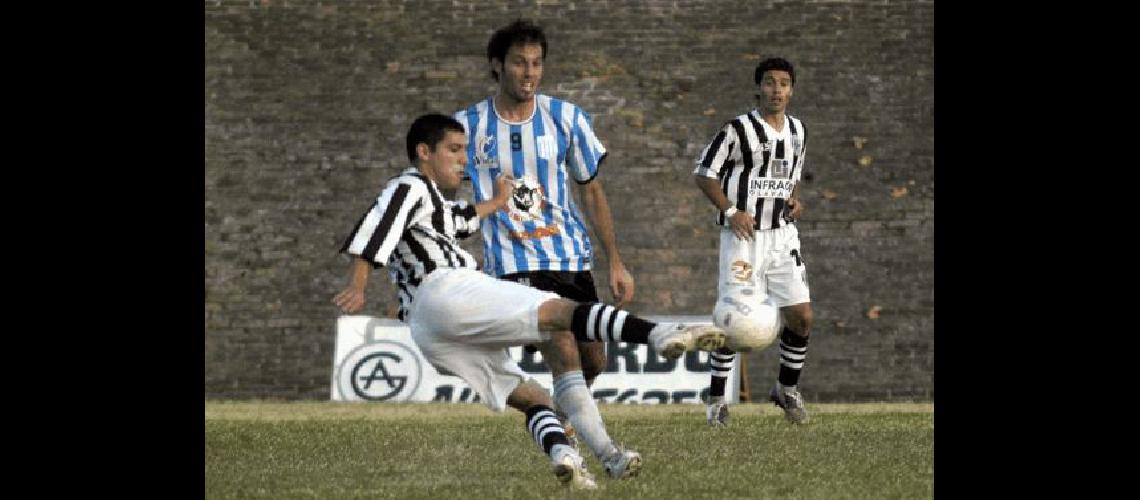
[206,401,933,499]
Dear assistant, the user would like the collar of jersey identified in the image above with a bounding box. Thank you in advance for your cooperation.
[492,94,539,125]
[751,109,790,136]
[402,167,441,192]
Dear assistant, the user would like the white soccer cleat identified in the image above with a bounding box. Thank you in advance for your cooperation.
[552,450,597,490]
[602,446,642,480]
[649,323,727,359]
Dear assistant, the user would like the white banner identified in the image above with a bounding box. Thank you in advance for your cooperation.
[331,315,738,405]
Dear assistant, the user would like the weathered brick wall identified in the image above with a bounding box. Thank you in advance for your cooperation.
[205,0,933,401]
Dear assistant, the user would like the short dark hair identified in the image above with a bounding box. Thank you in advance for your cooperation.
[406,113,465,164]
[754,57,795,86]
[486,19,547,81]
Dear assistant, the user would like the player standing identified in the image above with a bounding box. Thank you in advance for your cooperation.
[453,20,634,409]
[693,57,815,426]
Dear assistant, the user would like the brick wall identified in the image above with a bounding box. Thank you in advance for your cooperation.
[205,0,934,401]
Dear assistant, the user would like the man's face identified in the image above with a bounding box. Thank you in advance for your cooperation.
[757,69,794,114]
[421,130,468,190]
[495,42,544,103]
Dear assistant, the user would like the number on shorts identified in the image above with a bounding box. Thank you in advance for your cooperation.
[790,249,804,266]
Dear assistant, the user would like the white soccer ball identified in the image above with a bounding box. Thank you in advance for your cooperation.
[712,288,780,352]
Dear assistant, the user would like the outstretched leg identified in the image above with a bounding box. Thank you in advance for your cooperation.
[538,299,726,358]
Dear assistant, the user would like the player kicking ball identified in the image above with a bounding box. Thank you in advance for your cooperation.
[334,113,727,489]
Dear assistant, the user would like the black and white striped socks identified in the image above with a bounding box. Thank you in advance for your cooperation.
[777,327,809,387]
[525,404,571,458]
[707,347,736,403]
[569,303,653,344]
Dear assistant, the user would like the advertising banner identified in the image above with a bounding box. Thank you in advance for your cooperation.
[331,315,738,404]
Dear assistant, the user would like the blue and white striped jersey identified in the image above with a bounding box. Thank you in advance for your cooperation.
[454,95,607,276]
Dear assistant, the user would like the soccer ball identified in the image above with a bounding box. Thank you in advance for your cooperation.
[712,287,780,352]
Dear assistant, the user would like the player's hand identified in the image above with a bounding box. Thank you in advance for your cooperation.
[730,210,755,241]
[609,263,635,308]
[785,197,804,221]
[333,287,366,314]
[493,173,516,209]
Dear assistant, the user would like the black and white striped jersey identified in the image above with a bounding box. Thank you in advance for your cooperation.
[693,109,807,231]
[340,168,480,321]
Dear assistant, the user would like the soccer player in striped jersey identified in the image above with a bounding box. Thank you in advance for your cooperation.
[454,19,634,437]
[693,57,815,426]
[334,113,726,489]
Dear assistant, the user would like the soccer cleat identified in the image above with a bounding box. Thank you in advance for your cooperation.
[602,446,643,480]
[769,384,810,424]
[649,323,727,359]
[707,402,730,427]
[552,450,597,490]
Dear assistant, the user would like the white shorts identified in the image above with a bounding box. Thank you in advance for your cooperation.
[408,268,560,412]
[718,224,811,308]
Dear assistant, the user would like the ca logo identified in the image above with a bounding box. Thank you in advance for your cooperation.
[336,341,423,401]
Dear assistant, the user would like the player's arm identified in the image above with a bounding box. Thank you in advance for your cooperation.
[785,183,804,221]
[474,173,515,217]
[693,123,753,241]
[786,121,808,222]
[333,256,372,314]
[694,176,754,241]
[579,177,635,307]
[333,178,423,314]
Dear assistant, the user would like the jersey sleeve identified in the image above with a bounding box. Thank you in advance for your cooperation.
[693,121,739,179]
[339,178,426,268]
[566,104,607,184]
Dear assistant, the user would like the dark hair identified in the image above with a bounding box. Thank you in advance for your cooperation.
[754,57,795,86]
[486,19,547,81]
[406,113,465,164]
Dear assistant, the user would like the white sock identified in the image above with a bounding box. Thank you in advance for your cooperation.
[553,370,617,461]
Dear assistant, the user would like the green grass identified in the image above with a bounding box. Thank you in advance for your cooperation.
[206,402,933,499]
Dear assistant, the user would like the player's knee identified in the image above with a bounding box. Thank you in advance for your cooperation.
[785,306,813,337]
[798,308,813,333]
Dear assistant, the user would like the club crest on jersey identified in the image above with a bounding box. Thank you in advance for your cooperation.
[475,135,496,169]
[731,260,753,282]
[508,176,546,223]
